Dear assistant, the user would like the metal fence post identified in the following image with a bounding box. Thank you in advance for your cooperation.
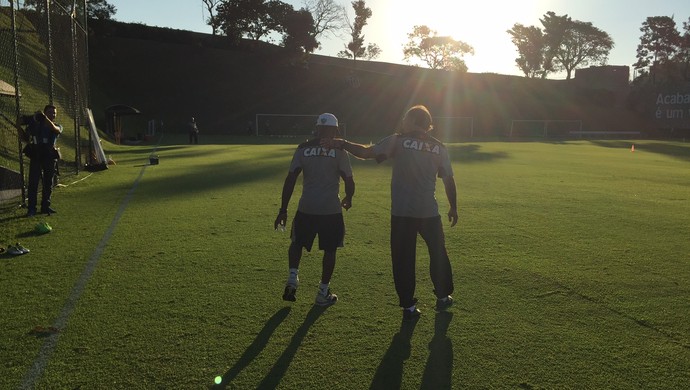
[10,0,27,206]
[45,0,54,104]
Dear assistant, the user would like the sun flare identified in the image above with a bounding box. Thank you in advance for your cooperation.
[380,0,546,74]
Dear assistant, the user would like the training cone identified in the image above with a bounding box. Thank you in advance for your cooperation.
[631,144,635,152]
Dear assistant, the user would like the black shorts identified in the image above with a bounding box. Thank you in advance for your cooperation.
[291,211,344,252]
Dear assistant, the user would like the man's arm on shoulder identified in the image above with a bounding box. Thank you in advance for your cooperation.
[442,176,458,227]
[321,138,376,159]
[341,140,376,159]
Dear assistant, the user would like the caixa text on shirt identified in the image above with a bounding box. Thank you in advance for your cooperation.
[303,147,337,157]
[403,139,440,154]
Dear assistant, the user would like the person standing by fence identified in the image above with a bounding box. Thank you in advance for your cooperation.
[20,104,62,216]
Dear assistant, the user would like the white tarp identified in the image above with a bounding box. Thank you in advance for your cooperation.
[85,108,108,168]
[0,79,18,97]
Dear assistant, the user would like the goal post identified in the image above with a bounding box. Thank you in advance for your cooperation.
[433,116,474,141]
[255,114,346,138]
[509,119,582,138]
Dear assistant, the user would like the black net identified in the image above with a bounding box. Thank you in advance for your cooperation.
[0,0,90,204]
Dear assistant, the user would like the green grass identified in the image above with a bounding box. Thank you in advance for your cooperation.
[1,139,689,389]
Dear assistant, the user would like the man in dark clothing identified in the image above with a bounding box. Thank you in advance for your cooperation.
[21,104,63,216]
[324,105,457,321]
[188,117,199,144]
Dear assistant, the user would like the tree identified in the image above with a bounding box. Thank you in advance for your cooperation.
[202,0,222,35]
[508,11,613,79]
[403,25,474,72]
[541,11,614,79]
[216,0,292,44]
[216,0,259,43]
[337,0,379,61]
[265,1,294,36]
[362,42,381,60]
[23,0,116,20]
[87,0,117,20]
[21,0,44,13]
[302,0,347,45]
[634,16,681,84]
[507,23,547,78]
[562,21,613,79]
[539,11,571,74]
[281,8,318,54]
[681,17,690,81]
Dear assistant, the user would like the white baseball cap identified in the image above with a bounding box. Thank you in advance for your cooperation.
[316,113,338,127]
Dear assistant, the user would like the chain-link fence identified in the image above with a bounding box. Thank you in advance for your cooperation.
[0,0,89,205]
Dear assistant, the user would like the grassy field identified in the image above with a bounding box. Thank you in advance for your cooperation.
[1,137,689,389]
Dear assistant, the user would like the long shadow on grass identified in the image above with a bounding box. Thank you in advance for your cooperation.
[255,304,327,390]
[420,311,454,389]
[369,317,419,389]
[213,307,291,389]
[77,147,290,200]
[446,144,508,163]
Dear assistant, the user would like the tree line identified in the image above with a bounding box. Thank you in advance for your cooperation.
[19,0,690,84]
[508,12,690,84]
[21,0,116,20]
[203,0,690,84]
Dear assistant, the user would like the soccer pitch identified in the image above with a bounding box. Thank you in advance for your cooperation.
[1,139,689,389]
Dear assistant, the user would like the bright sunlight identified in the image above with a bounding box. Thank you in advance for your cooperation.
[376,0,545,74]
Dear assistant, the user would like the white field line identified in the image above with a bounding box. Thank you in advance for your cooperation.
[20,138,163,389]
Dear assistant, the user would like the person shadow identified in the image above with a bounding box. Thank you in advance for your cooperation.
[420,311,454,389]
[256,304,328,389]
[369,317,419,389]
[213,306,291,389]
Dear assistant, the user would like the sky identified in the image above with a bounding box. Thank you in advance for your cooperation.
[108,0,690,79]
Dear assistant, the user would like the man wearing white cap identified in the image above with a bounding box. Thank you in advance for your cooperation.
[274,113,355,306]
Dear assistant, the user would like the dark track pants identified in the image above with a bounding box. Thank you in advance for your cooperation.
[390,215,454,308]
[27,154,56,212]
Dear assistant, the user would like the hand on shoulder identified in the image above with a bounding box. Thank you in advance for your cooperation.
[320,138,345,149]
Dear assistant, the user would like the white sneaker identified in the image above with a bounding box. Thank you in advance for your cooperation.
[315,289,338,306]
[7,245,26,256]
[15,243,30,254]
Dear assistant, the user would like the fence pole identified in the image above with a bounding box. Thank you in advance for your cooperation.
[83,0,89,108]
[10,0,27,206]
[45,0,55,103]
[70,8,80,173]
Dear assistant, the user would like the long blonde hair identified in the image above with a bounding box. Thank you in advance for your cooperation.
[405,105,433,132]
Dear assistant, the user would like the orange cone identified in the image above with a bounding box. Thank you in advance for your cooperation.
[631,144,635,152]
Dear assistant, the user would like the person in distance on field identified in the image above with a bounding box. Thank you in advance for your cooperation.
[274,113,355,306]
[20,104,63,216]
[322,105,457,321]
[188,117,199,144]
